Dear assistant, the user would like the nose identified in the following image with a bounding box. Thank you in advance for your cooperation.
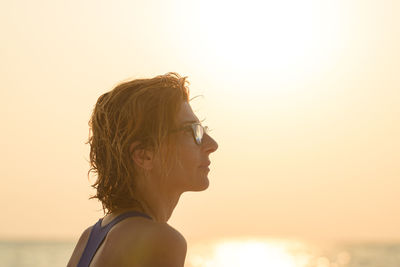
[202,133,218,154]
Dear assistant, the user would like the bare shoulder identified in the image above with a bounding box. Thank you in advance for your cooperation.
[145,221,187,246]
[136,222,187,267]
[114,220,187,267]
[67,226,93,267]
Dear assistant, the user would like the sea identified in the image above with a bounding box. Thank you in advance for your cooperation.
[1,237,399,267]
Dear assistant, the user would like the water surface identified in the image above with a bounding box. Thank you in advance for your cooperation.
[1,238,399,267]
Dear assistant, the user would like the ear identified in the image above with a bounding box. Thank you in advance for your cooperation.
[129,142,154,170]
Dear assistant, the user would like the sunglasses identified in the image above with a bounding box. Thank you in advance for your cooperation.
[173,122,209,145]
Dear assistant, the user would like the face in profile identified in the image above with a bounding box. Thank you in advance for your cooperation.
[166,102,218,193]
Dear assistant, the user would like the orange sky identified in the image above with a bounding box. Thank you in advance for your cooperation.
[1,0,399,242]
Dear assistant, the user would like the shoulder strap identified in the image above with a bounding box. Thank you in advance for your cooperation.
[77,211,152,267]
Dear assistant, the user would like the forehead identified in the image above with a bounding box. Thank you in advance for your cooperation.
[176,102,199,125]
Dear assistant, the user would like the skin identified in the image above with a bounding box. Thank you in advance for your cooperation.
[67,101,218,267]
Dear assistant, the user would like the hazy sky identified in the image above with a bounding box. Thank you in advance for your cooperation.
[1,0,399,243]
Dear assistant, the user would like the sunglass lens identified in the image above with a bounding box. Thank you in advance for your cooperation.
[193,124,203,145]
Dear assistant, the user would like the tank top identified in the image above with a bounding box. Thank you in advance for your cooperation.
[77,211,153,267]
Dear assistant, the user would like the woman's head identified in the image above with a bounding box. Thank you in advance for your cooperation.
[87,72,191,213]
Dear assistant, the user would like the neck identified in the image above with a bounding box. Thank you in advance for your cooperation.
[128,174,182,223]
[138,191,181,223]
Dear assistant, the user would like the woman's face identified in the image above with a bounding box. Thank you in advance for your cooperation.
[166,102,218,192]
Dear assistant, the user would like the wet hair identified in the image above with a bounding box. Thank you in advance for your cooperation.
[87,72,190,213]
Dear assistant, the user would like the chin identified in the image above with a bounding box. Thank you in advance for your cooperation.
[189,177,209,192]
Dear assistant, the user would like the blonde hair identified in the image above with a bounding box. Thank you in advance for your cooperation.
[87,72,190,213]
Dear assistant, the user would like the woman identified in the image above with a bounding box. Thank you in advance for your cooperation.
[67,73,218,267]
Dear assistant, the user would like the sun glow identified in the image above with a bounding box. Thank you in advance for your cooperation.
[187,238,311,267]
[176,0,346,82]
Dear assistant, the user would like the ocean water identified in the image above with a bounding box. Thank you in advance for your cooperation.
[1,238,399,267]
[0,241,75,267]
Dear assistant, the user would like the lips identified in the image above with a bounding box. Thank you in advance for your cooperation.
[199,161,211,168]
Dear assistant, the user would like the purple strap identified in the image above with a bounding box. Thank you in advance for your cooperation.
[77,211,152,267]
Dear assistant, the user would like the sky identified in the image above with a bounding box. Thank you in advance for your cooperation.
[1,0,399,243]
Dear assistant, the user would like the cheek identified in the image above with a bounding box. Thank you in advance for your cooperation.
[175,144,199,173]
